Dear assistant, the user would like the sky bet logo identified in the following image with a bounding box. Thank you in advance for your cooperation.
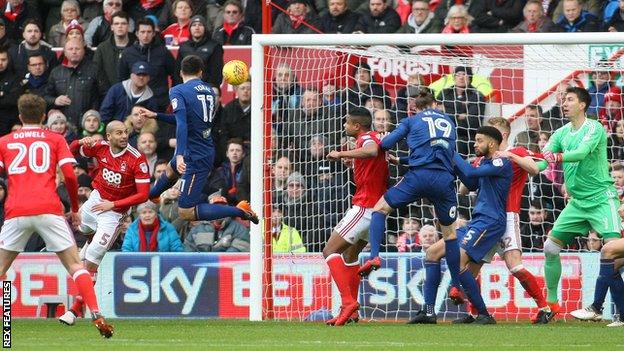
[114,255,221,317]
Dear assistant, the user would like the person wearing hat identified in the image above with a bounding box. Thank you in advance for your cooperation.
[122,201,184,252]
[439,65,486,157]
[81,109,105,137]
[56,19,96,63]
[161,0,193,46]
[100,60,157,122]
[213,0,255,46]
[47,0,87,47]
[174,14,223,87]
[272,0,322,34]
[46,109,78,144]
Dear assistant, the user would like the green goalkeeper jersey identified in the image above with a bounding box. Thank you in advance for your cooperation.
[545,118,615,201]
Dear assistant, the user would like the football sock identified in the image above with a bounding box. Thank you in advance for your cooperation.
[610,271,624,316]
[459,269,488,316]
[196,203,244,221]
[444,238,461,289]
[544,253,562,303]
[73,269,100,315]
[326,254,355,305]
[344,260,361,304]
[511,266,547,309]
[149,172,175,198]
[591,259,615,312]
[368,211,386,259]
[424,260,441,314]
[70,269,97,315]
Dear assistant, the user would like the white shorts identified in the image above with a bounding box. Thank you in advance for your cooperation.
[483,212,521,263]
[333,206,372,244]
[80,190,125,264]
[0,214,75,252]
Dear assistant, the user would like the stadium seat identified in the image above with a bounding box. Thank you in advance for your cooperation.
[36,295,72,318]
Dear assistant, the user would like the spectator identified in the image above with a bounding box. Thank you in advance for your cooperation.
[77,173,93,199]
[279,171,322,252]
[0,47,19,135]
[0,18,13,49]
[588,66,614,117]
[606,0,624,32]
[47,0,85,47]
[397,0,442,34]
[152,158,169,184]
[468,0,524,33]
[321,80,342,106]
[218,80,251,155]
[550,0,601,22]
[520,200,551,252]
[553,0,601,32]
[359,0,401,33]
[101,61,157,122]
[9,20,58,77]
[80,109,104,137]
[122,201,185,252]
[346,62,389,110]
[124,105,158,148]
[214,138,250,203]
[244,0,262,33]
[85,0,135,47]
[158,181,188,234]
[161,0,193,46]
[271,63,302,134]
[319,0,363,33]
[542,81,568,131]
[213,0,255,45]
[515,104,546,153]
[118,18,175,110]
[56,21,95,63]
[184,216,250,252]
[158,0,208,32]
[612,164,624,200]
[272,155,292,200]
[394,73,424,120]
[46,109,78,144]
[94,11,135,90]
[417,224,439,252]
[271,205,306,253]
[17,53,48,97]
[584,231,603,252]
[396,217,420,252]
[204,198,251,252]
[0,0,40,42]
[126,0,168,24]
[599,88,623,133]
[308,161,348,230]
[439,65,485,156]
[138,132,158,176]
[272,0,321,34]
[609,119,624,162]
[175,15,223,87]
[372,108,394,133]
[44,39,105,128]
[510,0,558,33]
[441,4,472,34]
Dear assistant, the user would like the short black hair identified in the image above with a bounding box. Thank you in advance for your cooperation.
[565,86,591,112]
[347,107,372,130]
[181,55,203,76]
[476,125,503,145]
[22,19,42,33]
[136,17,155,31]
[111,10,130,22]
[526,104,543,116]
[530,199,544,210]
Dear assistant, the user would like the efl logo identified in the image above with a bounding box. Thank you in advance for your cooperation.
[2,281,10,348]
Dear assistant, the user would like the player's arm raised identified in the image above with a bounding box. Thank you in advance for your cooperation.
[380,119,409,150]
[549,123,603,163]
[327,141,378,160]
[496,150,540,176]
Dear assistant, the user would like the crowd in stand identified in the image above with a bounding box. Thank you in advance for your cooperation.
[0,0,622,255]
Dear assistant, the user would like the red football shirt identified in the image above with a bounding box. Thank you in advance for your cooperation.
[0,127,76,219]
[352,131,388,208]
[80,141,150,213]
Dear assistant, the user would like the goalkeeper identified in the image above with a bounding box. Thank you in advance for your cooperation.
[539,86,622,318]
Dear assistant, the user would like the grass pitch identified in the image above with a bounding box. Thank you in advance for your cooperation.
[10,319,623,351]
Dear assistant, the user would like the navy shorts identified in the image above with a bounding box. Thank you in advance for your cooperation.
[458,216,507,263]
[171,155,214,209]
[384,168,457,225]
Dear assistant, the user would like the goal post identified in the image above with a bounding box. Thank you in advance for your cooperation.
[250,33,624,322]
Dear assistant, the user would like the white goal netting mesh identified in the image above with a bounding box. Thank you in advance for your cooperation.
[259,41,624,321]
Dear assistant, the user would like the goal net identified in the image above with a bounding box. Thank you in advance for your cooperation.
[249,33,624,322]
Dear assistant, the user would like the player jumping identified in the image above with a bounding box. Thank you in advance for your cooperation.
[410,126,512,325]
[358,88,462,295]
[59,120,151,326]
[538,87,622,319]
[323,107,389,326]
[449,117,551,324]
[136,55,258,225]
[0,94,113,338]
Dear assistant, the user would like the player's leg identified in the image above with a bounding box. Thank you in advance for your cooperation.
[330,239,368,326]
[408,238,446,324]
[602,239,624,327]
[150,160,179,199]
[177,166,258,223]
[0,217,34,276]
[358,196,393,276]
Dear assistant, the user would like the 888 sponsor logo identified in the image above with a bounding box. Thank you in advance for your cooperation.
[102,168,122,185]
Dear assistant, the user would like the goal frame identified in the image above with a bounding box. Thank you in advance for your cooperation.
[249,32,624,321]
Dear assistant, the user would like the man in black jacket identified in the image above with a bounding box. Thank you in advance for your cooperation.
[118,18,175,111]
[0,47,19,136]
[320,0,363,33]
[216,80,251,158]
[44,39,106,128]
[0,0,40,42]
[175,15,223,87]
[213,0,255,45]
[359,0,401,33]
[17,53,48,98]
[9,20,57,77]
[94,11,135,91]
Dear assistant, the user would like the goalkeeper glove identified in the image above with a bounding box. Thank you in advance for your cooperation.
[543,151,563,163]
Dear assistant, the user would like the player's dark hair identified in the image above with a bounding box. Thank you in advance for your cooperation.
[487,117,510,133]
[566,86,591,112]
[414,87,435,110]
[181,55,203,76]
[347,107,372,130]
[18,94,46,124]
[476,126,503,145]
